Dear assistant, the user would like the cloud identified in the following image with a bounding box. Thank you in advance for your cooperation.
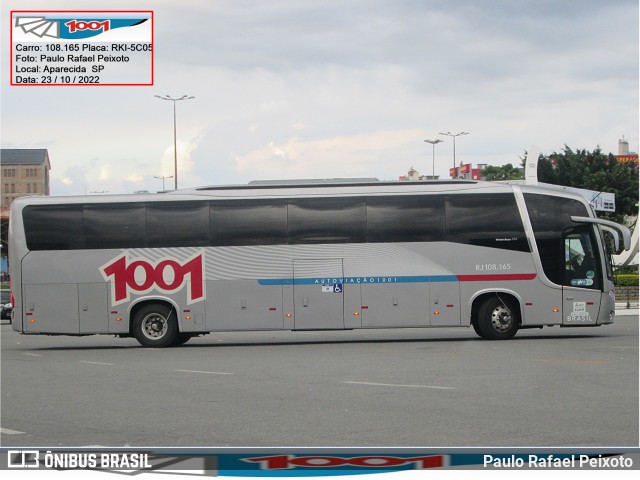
[235,129,424,179]
[160,139,200,178]
[51,165,89,195]
[2,0,637,194]
[99,165,111,181]
[126,173,144,183]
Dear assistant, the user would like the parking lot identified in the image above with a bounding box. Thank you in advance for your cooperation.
[1,311,638,447]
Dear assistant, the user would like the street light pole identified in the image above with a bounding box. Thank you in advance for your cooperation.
[154,175,174,191]
[154,94,195,190]
[424,139,443,179]
[439,131,469,174]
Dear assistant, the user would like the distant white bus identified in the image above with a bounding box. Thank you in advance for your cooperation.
[9,180,630,347]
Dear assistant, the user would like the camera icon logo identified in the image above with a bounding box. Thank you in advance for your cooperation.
[7,450,40,468]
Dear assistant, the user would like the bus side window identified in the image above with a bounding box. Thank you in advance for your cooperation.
[288,198,365,244]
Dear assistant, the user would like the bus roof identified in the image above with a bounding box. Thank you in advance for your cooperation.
[9,179,591,207]
[167,179,504,199]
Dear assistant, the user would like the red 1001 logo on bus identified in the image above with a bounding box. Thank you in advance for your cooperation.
[100,252,205,306]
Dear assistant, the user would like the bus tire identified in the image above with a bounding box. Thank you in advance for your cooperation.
[472,321,485,338]
[133,303,178,348]
[172,333,194,346]
[476,296,519,340]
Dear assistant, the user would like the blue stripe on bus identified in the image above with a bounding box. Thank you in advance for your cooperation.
[257,275,458,286]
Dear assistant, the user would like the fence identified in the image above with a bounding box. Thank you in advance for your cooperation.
[616,285,639,309]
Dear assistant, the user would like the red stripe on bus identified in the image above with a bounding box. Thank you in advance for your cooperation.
[457,273,537,282]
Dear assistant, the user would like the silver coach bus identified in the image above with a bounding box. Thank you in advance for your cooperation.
[8,180,631,347]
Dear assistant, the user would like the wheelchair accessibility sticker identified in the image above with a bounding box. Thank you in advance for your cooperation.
[322,283,343,293]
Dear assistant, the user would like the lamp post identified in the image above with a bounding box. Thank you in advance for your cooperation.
[439,131,469,174]
[424,139,443,179]
[154,174,174,191]
[154,94,195,190]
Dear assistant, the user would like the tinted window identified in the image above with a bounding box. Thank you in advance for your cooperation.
[525,193,589,285]
[288,198,366,243]
[22,193,537,252]
[564,228,601,290]
[367,195,444,242]
[445,193,529,252]
[83,204,146,249]
[23,205,84,250]
[147,202,210,247]
[211,199,287,246]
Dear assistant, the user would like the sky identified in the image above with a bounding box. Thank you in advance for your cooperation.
[1,0,638,195]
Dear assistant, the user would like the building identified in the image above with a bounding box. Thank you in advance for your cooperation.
[399,167,439,181]
[614,136,639,166]
[449,163,483,180]
[1,149,51,278]
[1,148,51,215]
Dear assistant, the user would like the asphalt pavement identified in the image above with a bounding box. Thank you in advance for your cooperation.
[1,309,638,448]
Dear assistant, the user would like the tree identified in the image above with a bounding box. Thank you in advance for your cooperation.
[537,145,638,223]
[482,163,524,181]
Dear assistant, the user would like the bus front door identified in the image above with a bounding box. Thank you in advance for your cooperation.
[293,259,345,330]
[562,227,601,325]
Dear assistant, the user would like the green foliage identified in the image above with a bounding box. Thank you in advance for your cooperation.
[615,264,639,275]
[482,163,524,181]
[614,274,639,287]
[536,145,639,224]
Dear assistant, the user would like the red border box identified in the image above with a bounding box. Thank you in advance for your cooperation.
[10,10,154,86]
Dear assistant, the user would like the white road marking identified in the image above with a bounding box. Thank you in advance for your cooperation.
[79,361,117,366]
[343,381,455,390]
[175,369,234,375]
[536,358,608,365]
[1,428,25,435]
[20,352,42,357]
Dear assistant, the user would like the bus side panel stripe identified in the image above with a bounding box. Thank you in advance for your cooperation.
[457,273,537,282]
[257,274,536,285]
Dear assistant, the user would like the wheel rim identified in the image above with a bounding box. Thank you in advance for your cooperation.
[490,305,513,332]
[141,312,168,340]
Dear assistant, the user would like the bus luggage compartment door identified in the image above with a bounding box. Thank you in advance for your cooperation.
[430,281,461,326]
[79,283,109,333]
[23,283,80,333]
[360,282,429,327]
[293,259,344,330]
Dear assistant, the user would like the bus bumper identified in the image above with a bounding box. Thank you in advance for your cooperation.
[599,289,616,325]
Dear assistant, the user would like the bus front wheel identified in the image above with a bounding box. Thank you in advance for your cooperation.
[476,296,519,340]
[133,304,178,348]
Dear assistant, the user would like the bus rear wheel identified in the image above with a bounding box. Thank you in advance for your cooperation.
[133,304,178,348]
[173,333,194,346]
[476,296,519,340]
